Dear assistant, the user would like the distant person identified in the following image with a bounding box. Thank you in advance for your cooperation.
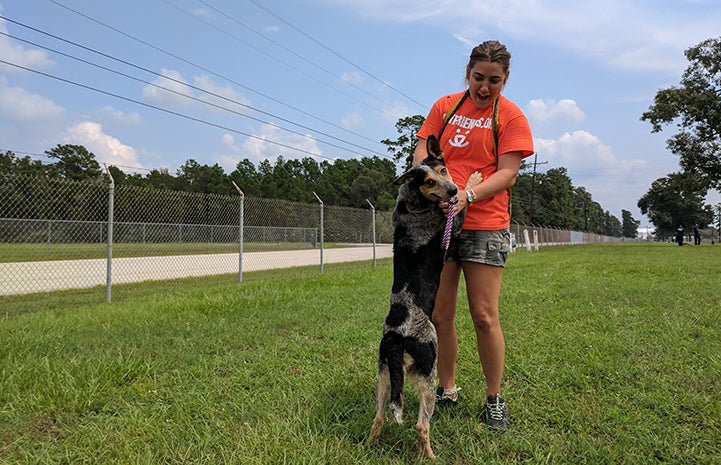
[676,224,685,246]
[693,225,701,245]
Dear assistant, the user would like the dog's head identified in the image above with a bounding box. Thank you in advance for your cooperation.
[393,135,458,202]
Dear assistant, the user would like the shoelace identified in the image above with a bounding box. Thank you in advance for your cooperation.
[487,397,507,421]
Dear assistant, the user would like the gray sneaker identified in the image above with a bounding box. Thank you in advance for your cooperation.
[435,386,461,407]
[483,394,510,429]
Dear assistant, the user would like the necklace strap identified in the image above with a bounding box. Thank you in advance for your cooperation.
[437,90,469,140]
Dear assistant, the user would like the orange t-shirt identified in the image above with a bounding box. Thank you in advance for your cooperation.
[417,91,534,230]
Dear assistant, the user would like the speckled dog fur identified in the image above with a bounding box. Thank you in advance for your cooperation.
[367,135,464,460]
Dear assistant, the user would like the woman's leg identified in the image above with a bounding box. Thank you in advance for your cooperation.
[462,262,505,396]
[432,261,462,390]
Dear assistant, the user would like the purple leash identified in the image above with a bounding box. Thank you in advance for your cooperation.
[442,197,457,250]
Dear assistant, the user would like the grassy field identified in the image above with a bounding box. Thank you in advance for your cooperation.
[1,243,719,464]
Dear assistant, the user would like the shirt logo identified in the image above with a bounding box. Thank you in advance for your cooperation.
[448,129,470,148]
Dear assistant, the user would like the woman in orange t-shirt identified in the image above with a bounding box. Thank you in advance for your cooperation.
[414,40,534,429]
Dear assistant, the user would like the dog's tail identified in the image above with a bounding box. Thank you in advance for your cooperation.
[380,332,406,424]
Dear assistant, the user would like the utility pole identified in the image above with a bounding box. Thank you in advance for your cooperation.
[528,152,548,222]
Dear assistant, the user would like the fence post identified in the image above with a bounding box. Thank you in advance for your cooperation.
[366,199,376,268]
[105,166,114,303]
[523,229,532,252]
[313,192,324,273]
[232,181,244,284]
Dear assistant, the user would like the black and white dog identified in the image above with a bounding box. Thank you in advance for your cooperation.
[368,135,472,460]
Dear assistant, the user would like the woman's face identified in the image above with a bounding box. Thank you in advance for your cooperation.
[466,61,508,109]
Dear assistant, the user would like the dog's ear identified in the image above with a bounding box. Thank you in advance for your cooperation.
[426,135,443,160]
[393,170,414,186]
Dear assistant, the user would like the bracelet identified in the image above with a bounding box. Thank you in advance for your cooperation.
[465,188,477,203]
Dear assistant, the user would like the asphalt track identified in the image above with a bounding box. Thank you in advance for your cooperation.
[1,245,393,295]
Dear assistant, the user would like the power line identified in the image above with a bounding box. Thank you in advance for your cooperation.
[169,0,412,116]
[247,0,428,111]
[158,0,401,118]
[0,24,390,159]
[0,58,347,162]
[43,0,388,148]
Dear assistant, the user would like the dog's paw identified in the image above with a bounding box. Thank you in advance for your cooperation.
[465,171,483,189]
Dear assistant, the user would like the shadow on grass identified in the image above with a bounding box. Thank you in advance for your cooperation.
[308,374,470,462]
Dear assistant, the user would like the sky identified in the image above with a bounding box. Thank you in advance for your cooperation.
[1,0,720,226]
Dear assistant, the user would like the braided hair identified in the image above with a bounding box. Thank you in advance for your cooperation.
[467,40,511,76]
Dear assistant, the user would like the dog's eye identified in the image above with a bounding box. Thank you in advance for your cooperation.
[440,168,447,175]
[426,179,436,186]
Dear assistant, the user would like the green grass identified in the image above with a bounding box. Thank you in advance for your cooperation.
[1,243,719,464]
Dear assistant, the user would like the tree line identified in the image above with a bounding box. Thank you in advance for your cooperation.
[1,142,635,237]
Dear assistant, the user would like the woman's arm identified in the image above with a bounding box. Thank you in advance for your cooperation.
[468,151,523,201]
[412,138,429,166]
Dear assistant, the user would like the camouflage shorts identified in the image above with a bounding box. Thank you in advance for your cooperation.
[445,229,511,267]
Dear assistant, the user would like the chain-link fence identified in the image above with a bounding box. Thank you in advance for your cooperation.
[1,172,617,300]
[0,173,393,299]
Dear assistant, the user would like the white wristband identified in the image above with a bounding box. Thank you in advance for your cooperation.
[465,189,476,203]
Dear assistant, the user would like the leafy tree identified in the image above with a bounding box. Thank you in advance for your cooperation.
[270,157,315,203]
[641,37,721,189]
[145,168,178,190]
[602,211,622,237]
[572,187,606,233]
[507,161,532,224]
[230,158,262,197]
[1,150,47,176]
[45,144,102,181]
[638,172,713,237]
[176,159,231,195]
[106,165,127,185]
[531,168,575,228]
[621,209,640,238]
[381,115,425,170]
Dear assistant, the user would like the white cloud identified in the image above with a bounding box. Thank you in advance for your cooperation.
[193,74,251,110]
[0,78,64,123]
[341,112,365,129]
[214,134,247,172]
[340,70,362,85]
[380,100,414,124]
[0,14,55,74]
[140,70,251,114]
[525,99,585,126]
[326,0,718,74]
[221,133,241,153]
[191,8,212,20]
[141,69,193,107]
[95,106,142,126]
[241,123,323,162]
[215,154,239,173]
[539,130,643,173]
[535,130,650,217]
[64,121,141,168]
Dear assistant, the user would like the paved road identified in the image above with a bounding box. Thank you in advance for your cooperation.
[1,245,393,295]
